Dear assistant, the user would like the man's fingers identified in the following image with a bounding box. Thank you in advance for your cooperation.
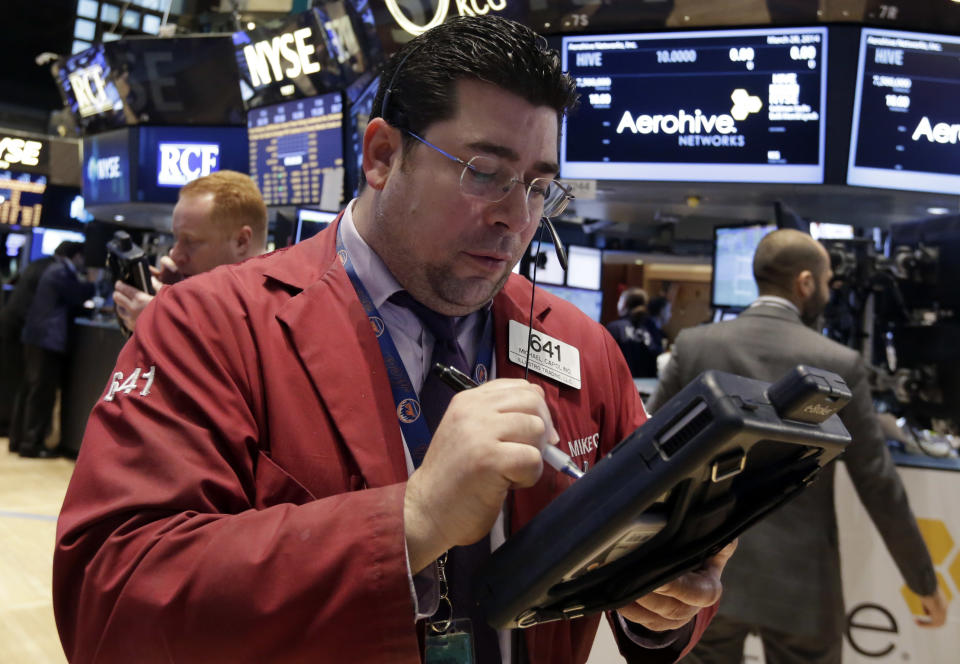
[617,602,693,633]
[653,568,723,608]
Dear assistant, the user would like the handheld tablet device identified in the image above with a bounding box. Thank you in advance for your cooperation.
[474,365,852,629]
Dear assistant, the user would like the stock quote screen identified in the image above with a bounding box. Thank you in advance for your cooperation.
[561,27,827,183]
[247,93,344,208]
[847,29,960,195]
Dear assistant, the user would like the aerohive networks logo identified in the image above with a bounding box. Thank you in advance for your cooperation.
[900,518,957,615]
[616,89,762,147]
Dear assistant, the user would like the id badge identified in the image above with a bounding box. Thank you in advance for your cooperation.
[424,618,475,664]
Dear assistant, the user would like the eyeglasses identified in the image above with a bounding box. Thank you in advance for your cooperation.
[405,131,574,221]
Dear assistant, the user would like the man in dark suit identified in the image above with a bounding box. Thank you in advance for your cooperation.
[0,253,55,443]
[9,241,95,457]
[648,229,947,663]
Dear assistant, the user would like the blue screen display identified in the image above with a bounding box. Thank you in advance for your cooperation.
[847,29,960,195]
[82,129,132,205]
[137,126,249,202]
[561,27,827,184]
[247,92,344,208]
[539,284,604,322]
[712,223,776,309]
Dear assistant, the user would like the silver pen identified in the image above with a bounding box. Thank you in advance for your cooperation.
[432,363,585,480]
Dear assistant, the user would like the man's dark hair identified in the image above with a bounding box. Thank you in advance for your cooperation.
[54,241,85,259]
[753,229,827,296]
[371,15,579,149]
[647,296,670,319]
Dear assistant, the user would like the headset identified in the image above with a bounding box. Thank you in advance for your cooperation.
[378,39,569,274]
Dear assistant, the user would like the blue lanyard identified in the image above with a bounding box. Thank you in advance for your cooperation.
[336,226,494,469]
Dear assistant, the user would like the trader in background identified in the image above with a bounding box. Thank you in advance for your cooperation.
[0,251,56,443]
[606,287,660,378]
[55,16,734,664]
[9,241,94,458]
[112,170,267,331]
[648,228,947,664]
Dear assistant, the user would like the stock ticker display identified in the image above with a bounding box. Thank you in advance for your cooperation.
[561,27,828,183]
[847,29,960,195]
[247,93,344,208]
[0,171,46,227]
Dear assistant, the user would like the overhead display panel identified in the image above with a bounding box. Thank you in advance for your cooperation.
[846,28,960,196]
[247,92,344,209]
[561,27,828,184]
[234,2,384,110]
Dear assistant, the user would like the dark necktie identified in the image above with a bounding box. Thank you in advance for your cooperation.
[389,292,501,663]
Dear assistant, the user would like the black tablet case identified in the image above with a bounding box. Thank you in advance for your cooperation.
[475,366,853,629]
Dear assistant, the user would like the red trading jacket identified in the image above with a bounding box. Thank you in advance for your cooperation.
[54,218,715,663]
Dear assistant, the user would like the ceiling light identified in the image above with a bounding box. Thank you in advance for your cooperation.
[926,207,950,215]
[247,22,256,30]
[114,214,125,222]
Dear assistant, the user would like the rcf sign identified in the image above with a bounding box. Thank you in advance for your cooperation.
[157,143,220,187]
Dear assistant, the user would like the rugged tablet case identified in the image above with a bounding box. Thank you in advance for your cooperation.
[474,366,852,629]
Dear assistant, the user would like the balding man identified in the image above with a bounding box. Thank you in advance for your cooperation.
[113,170,267,331]
[648,229,947,663]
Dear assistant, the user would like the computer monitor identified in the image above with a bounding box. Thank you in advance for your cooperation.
[539,284,604,322]
[295,208,338,243]
[711,222,777,309]
[561,26,828,184]
[247,92,344,209]
[526,242,565,286]
[566,245,603,291]
[30,228,86,262]
[846,28,960,195]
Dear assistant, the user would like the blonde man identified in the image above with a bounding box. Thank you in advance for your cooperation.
[113,170,267,330]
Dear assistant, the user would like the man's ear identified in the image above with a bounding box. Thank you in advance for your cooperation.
[234,225,253,258]
[362,117,402,191]
[795,269,815,301]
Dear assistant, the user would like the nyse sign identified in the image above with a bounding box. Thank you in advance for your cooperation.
[68,64,116,117]
[157,143,220,187]
[0,136,44,170]
[243,27,322,88]
[383,0,510,36]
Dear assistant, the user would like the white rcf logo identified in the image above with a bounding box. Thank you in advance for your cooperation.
[157,143,220,186]
[616,88,763,135]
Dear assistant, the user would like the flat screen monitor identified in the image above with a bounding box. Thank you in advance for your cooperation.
[248,93,344,209]
[561,27,828,183]
[1,171,47,227]
[711,222,776,309]
[295,208,338,243]
[30,228,86,261]
[527,241,565,286]
[566,245,602,291]
[82,129,132,205]
[846,29,960,195]
[539,284,604,322]
[809,222,854,240]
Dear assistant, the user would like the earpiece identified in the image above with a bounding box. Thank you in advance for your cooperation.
[541,217,568,272]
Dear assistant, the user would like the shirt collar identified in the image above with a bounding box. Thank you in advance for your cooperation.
[750,295,800,316]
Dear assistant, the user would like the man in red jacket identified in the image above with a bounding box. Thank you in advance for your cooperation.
[55,16,732,663]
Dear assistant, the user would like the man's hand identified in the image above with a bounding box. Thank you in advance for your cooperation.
[113,281,157,332]
[616,539,737,632]
[404,379,558,573]
[916,587,948,627]
[152,255,183,285]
